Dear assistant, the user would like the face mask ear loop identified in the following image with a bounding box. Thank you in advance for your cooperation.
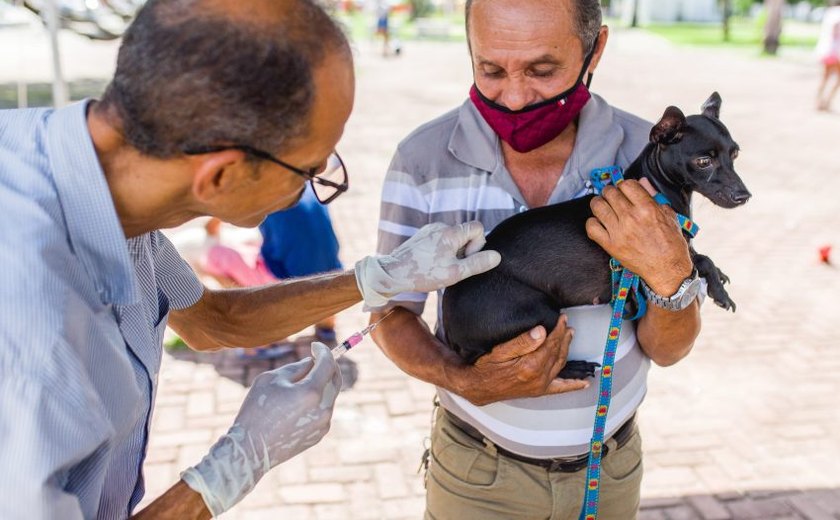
[581,35,599,90]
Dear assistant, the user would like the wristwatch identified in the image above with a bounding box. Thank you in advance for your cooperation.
[641,268,701,312]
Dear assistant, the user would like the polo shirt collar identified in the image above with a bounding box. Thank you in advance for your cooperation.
[448,99,499,173]
[46,100,139,306]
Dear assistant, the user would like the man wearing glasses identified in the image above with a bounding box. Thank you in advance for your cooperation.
[0,1,500,519]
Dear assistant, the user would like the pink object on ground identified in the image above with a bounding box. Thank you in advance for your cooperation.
[819,245,833,264]
[202,243,277,287]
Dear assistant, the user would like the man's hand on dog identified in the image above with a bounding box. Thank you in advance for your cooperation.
[586,178,694,296]
[451,315,589,407]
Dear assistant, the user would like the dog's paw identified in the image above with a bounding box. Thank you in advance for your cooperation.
[707,281,736,313]
[713,295,737,312]
[557,361,600,380]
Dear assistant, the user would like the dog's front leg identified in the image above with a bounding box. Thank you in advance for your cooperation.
[691,251,736,312]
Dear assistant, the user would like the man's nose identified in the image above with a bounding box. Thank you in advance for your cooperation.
[497,80,535,111]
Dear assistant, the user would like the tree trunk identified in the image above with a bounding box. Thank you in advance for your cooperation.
[721,0,733,42]
[630,0,640,28]
[763,0,784,55]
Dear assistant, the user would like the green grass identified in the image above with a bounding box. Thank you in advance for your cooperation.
[164,334,189,351]
[0,78,107,109]
[644,17,819,48]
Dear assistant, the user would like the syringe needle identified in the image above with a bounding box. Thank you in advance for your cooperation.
[330,310,396,360]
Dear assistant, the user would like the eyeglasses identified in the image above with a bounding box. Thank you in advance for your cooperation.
[184,144,349,204]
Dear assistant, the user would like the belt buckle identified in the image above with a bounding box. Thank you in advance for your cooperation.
[548,454,589,473]
[547,459,565,472]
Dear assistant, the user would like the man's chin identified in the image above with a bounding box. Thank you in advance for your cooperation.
[286,186,306,208]
[224,189,306,227]
[227,211,271,229]
[269,190,305,213]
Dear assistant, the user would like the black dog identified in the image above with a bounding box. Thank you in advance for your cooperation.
[441,92,751,378]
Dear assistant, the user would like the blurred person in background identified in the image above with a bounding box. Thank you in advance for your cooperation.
[816,0,840,111]
[201,185,343,359]
[259,183,343,346]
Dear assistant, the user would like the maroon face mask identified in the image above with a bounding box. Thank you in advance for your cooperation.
[470,45,598,153]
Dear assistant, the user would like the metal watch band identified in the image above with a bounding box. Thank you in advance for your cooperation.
[641,268,700,311]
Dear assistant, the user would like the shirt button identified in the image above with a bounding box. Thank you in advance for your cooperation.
[519,205,527,213]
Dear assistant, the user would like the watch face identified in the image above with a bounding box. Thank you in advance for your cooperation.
[677,278,702,309]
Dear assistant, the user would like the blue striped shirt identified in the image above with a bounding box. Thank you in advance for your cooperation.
[0,101,204,519]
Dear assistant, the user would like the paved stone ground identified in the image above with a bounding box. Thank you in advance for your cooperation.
[4,17,840,519]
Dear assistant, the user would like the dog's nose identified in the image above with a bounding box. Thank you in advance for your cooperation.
[730,190,752,205]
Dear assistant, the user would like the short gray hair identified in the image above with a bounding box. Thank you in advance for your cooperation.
[100,0,349,159]
[465,0,602,54]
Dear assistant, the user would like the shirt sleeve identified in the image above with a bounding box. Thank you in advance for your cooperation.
[0,354,111,520]
[154,231,205,310]
[370,146,431,315]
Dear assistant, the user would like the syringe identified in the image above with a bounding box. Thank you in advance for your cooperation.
[331,310,395,359]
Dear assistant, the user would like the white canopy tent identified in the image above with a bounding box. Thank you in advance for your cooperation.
[621,0,721,25]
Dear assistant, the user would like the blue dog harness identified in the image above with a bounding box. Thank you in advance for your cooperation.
[580,166,698,520]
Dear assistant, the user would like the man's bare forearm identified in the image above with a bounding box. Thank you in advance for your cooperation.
[133,480,211,520]
[370,308,464,390]
[636,300,701,366]
[170,270,361,350]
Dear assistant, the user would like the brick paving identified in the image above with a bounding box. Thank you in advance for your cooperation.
[3,17,839,519]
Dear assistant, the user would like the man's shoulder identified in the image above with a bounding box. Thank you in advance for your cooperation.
[606,101,653,157]
[0,106,51,133]
[392,105,463,172]
[598,99,649,139]
[0,109,56,201]
[611,105,653,134]
[0,107,52,163]
[398,105,461,151]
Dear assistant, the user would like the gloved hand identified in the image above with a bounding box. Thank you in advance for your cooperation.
[355,221,501,308]
[181,342,342,517]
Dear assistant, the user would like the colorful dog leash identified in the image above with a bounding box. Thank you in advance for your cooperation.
[580,166,698,520]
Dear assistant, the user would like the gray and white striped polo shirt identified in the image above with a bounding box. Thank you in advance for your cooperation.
[375,93,655,458]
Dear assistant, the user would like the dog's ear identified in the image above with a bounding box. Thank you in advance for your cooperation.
[650,106,686,144]
[701,92,722,119]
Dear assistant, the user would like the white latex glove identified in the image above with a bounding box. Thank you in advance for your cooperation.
[355,221,501,308]
[181,342,341,517]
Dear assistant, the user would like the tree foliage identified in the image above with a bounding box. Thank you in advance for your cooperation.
[408,0,434,20]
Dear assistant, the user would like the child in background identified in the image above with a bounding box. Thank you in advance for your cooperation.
[816,1,840,111]
[259,185,342,345]
[201,185,342,358]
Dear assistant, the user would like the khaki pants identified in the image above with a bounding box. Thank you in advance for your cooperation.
[424,407,643,520]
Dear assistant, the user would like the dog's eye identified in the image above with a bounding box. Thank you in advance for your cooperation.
[731,149,739,160]
[695,157,713,169]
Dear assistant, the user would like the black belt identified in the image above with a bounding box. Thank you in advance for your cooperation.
[443,409,636,473]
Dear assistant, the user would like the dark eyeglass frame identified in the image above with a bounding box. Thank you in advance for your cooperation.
[183,144,349,204]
